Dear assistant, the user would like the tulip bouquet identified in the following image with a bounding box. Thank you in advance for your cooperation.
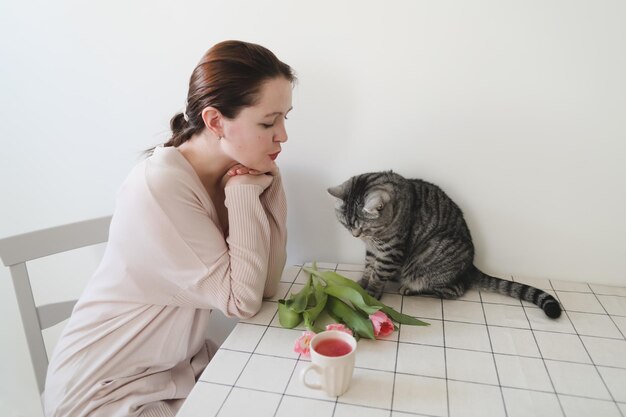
[278,264,429,356]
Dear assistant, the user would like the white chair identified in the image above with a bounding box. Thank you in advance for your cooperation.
[0,216,112,395]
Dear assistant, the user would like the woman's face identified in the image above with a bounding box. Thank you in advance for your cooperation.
[221,77,293,173]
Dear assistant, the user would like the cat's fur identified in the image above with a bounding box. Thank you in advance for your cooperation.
[328,171,561,318]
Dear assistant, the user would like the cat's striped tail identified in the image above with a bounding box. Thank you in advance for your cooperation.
[471,267,562,318]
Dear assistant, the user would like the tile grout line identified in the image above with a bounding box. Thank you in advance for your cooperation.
[513,277,626,298]
[211,323,279,416]
[266,265,303,416]
[273,355,302,417]
[245,311,626,368]
[248,298,626,325]
[441,297,450,417]
[213,322,274,416]
[330,263,341,416]
[200,376,625,404]
[214,345,626,398]
[274,310,626,341]
[549,278,621,416]
[518,275,567,417]
[477,288,509,417]
[265,318,626,342]
[588,285,626,341]
[586,286,626,416]
[561,311,624,417]
[389,292,404,417]
[549,288,626,298]
[286,287,626,317]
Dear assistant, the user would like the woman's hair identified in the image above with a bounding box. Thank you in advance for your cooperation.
[155,40,296,152]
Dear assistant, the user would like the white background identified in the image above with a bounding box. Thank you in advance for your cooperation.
[1,1,625,415]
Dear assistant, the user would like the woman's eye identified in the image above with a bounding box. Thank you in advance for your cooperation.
[261,115,288,128]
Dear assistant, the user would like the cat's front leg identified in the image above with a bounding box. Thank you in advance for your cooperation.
[365,257,401,300]
[358,272,371,290]
[364,272,387,300]
[358,251,376,290]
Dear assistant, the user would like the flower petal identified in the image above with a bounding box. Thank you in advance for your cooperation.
[293,330,315,357]
[369,311,394,338]
[325,323,353,336]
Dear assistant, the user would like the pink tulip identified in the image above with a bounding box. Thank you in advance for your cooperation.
[325,323,353,336]
[370,311,394,338]
[293,330,316,357]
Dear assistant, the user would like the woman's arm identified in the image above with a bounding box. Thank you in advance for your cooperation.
[144,162,273,319]
[258,171,288,298]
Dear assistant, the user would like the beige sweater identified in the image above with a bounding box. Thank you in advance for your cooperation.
[44,147,287,417]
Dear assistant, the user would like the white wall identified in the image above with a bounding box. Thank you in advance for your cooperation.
[1,0,625,415]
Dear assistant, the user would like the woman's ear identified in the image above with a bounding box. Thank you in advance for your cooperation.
[201,107,224,137]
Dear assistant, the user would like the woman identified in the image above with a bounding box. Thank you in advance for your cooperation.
[44,40,295,417]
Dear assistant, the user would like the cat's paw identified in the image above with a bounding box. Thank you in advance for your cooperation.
[357,277,369,290]
[366,287,384,300]
[399,285,415,296]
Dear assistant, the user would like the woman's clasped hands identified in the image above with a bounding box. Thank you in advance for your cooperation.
[225,163,276,190]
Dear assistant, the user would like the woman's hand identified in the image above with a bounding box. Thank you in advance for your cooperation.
[225,164,274,190]
[226,164,264,177]
[226,163,279,177]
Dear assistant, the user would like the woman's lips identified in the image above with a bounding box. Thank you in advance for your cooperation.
[269,152,280,160]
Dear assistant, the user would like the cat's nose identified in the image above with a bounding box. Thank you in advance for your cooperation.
[351,228,362,237]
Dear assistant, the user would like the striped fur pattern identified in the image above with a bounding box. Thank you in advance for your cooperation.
[328,171,561,318]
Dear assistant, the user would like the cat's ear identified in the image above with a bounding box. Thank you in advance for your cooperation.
[327,184,345,200]
[363,190,390,217]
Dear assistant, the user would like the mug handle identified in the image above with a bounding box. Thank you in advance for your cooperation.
[300,363,323,390]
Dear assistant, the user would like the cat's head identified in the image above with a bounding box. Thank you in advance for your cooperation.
[328,171,403,239]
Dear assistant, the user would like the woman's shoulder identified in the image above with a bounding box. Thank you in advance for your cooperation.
[121,146,208,209]
[145,146,202,191]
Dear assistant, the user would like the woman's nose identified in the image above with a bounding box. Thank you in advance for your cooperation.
[275,125,288,143]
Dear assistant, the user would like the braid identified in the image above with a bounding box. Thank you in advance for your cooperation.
[163,112,199,147]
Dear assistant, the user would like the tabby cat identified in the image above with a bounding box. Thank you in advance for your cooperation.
[328,171,561,318]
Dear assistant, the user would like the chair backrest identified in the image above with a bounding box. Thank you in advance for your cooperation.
[0,216,112,395]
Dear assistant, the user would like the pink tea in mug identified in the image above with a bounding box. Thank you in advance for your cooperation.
[314,338,353,357]
[301,330,357,396]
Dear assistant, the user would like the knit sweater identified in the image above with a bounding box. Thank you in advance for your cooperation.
[43,146,287,417]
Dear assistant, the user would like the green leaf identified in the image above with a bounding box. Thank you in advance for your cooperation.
[304,267,429,326]
[277,299,302,328]
[290,276,314,313]
[326,295,375,339]
[308,283,328,321]
[303,313,324,333]
[324,283,381,315]
[302,282,328,332]
[380,306,429,326]
[304,268,370,297]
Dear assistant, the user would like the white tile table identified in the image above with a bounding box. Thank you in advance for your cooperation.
[177,263,626,417]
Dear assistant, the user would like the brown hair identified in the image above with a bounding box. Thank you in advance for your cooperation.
[158,40,295,151]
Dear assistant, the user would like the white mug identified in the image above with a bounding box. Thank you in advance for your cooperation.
[300,330,357,396]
